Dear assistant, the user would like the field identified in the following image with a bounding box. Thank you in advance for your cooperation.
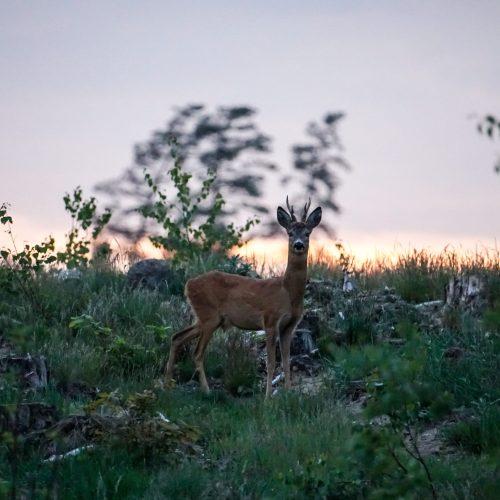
[1,248,499,499]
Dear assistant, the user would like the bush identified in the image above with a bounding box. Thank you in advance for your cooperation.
[140,137,259,264]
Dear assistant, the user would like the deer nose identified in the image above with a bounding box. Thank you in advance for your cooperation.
[293,241,305,251]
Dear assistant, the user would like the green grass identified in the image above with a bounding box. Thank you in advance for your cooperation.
[444,404,500,454]
[1,248,500,498]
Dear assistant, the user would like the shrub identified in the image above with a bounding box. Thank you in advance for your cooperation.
[140,136,259,265]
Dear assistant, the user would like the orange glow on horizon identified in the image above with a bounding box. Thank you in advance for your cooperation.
[237,235,500,269]
[1,217,498,270]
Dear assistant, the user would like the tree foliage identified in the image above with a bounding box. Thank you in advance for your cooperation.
[96,104,349,239]
[288,112,349,225]
[96,104,275,239]
[477,114,500,174]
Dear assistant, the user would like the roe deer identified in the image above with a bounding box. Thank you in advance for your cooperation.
[165,198,322,397]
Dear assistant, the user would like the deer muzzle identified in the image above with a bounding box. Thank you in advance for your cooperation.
[293,240,306,252]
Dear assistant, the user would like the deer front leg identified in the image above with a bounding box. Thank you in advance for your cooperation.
[279,321,298,390]
[265,328,278,398]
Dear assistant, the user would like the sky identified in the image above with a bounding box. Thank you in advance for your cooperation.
[1,0,499,262]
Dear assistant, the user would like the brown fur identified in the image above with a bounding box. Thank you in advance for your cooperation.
[165,201,322,397]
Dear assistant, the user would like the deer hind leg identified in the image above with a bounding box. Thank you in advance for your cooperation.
[193,318,221,395]
[165,324,200,381]
[264,327,279,398]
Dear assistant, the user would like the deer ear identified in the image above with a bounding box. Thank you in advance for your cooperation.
[306,207,322,230]
[277,206,292,229]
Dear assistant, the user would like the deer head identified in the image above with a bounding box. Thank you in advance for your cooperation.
[277,197,322,255]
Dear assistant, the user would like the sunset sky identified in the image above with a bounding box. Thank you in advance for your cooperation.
[1,1,499,263]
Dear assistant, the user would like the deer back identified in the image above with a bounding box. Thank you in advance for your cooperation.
[185,271,297,330]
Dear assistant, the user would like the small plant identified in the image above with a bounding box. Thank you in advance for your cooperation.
[69,314,113,339]
[1,188,111,273]
[0,204,57,276]
[335,241,356,291]
[1,203,57,309]
[140,136,259,264]
[68,314,161,377]
[105,336,151,374]
[57,187,112,268]
[1,190,111,311]
[444,401,500,454]
[346,322,454,499]
[283,454,363,499]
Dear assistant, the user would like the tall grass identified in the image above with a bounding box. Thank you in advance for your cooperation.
[1,246,499,498]
[310,245,500,302]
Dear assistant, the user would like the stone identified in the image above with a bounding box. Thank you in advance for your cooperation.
[126,259,184,293]
[0,402,58,434]
[444,275,486,311]
[0,352,48,389]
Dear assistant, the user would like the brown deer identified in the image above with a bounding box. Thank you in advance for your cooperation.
[165,198,322,397]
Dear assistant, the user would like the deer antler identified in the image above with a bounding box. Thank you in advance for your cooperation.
[286,196,297,221]
[301,198,311,222]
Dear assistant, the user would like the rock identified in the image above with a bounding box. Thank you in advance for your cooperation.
[297,310,320,339]
[443,346,466,359]
[346,380,367,401]
[343,272,355,292]
[291,311,320,355]
[290,354,322,376]
[293,374,325,395]
[0,353,48,389]
[0,402,58,434]
[54,268,82,281]
[0,336,14,357]
[291,329,317,355]
[306,281,421,345]
[306,279,338,305]
[126,259,184,293]
[445,275,487,312]
[57,380,98,399]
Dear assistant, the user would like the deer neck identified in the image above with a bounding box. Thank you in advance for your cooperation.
[283,250,308,309]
